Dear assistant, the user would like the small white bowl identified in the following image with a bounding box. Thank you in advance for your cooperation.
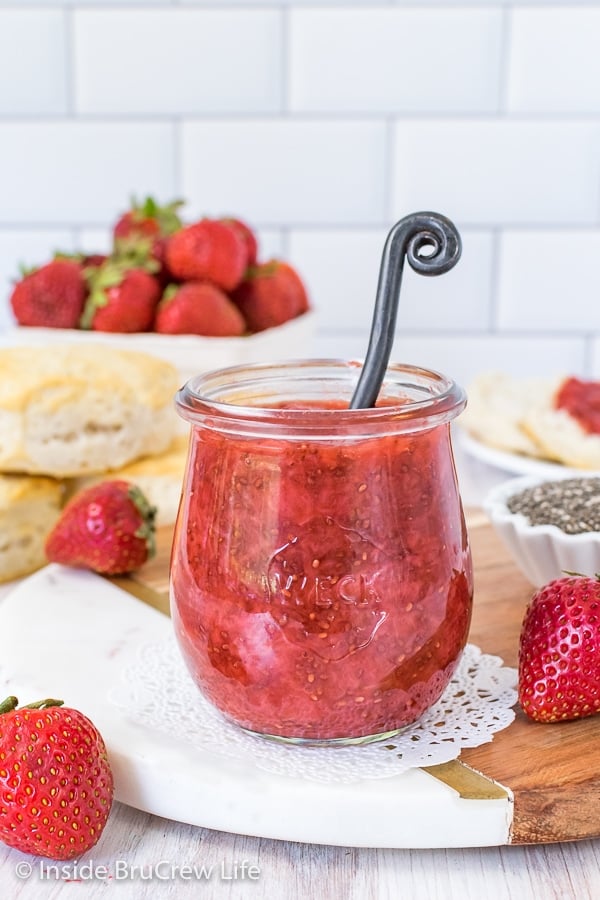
[483,474,600,588]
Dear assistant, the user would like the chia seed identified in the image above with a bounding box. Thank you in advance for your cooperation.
[507,477,600,534]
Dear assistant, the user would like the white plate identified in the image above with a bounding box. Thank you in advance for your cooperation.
[0,565,512,849]
[458,430,600,478]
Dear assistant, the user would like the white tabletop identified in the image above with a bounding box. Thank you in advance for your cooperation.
[1,435,599,900]
[3,804,599,900]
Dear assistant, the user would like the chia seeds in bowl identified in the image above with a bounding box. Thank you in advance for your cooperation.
[506,477,600,535]
[484,474,600,587]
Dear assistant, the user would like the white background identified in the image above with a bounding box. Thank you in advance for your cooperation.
[1,0,600,391]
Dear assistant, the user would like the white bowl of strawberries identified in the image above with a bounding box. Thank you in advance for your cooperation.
[6,198,316,384]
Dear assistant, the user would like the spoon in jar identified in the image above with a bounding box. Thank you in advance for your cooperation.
[349,211,462,409]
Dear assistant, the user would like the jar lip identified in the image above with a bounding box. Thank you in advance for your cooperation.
[176,358,466,429]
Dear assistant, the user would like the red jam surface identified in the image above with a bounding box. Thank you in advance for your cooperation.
[171,401,473,742]
[556,377,600,434]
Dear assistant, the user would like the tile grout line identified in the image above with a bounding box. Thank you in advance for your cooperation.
[488,227,502,333]
[497,4,513,115]
[172,118,182,201]
[279,5,290,262]
[64,6,75,118]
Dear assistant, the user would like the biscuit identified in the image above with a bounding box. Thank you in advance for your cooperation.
[0,473,63,583]
[0,345,180,477]
[69,435,189,526]
[523,380,600,470]
[460,372,556,457]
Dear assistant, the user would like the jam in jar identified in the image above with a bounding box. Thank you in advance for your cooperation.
[171,360,473,745]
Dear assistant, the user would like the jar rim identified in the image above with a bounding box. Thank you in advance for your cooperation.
[176,358,466,434]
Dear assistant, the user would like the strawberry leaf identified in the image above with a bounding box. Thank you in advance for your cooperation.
[113,236,160,273]
[0,696,19,715]
[128,484,157,559]
[161,283,180,305]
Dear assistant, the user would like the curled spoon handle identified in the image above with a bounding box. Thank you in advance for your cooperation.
[349,212,462,410]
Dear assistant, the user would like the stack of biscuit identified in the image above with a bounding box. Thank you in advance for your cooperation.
[0,344,186,583]
[460,372,600,470]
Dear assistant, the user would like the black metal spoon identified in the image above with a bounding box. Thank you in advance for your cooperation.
[349,212,462,409]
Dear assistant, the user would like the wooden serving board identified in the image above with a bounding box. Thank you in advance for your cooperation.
[460,514,600,845]
[125,512,600,846]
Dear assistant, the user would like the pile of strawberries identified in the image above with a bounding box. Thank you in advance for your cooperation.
[9,197,310,336]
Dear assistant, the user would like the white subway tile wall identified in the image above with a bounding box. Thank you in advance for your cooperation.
[0,0,598,393]
[0,11,68,116]
[180,120,387,224]
[74,11,283,115]
[289,9,504,114]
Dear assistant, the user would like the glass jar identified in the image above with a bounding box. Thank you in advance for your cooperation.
[171,359,473,745]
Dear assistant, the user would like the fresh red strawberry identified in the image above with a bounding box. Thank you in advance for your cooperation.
[54,251,108,270]
[113,195,183,245]
[113,196,183,282]
[45,480,156,575]
[81,253,108,269]
[10,259,87,328]
[80,259,161,332]
[231,260,310,332]
[155,282,245,336]
[220,217,259,267]
[165,218,247,291]
[518,574,600,723]
[0,696,114,860]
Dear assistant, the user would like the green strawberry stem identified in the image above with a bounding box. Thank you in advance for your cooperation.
[0,696,64,715]
[80,261,124,329]
[17,263,38,279]
[161,283,179,305]
[81,254,158,329]
[53,251,84,263]
[112,237,160,273]
[136,196,184,236]
[23,699,64,710]
[247,260,280,280]
[561,570,600,580]
[129,485,157,559]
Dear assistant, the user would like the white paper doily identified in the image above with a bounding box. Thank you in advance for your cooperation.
[110,638,517,785]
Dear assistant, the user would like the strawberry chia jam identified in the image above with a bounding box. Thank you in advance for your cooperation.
[171,360,473,744]
[555,376,600,434]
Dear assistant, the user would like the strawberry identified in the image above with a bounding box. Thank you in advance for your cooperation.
[231,260,310,333]
[80,259,161,332]
[113,196,183,282]
[113,196,183,245]
[45,480,156,575]
[155,282,245,336]
[165,218,247,291]
[0,696,114,860]
[220,217,259,267]
[518,574,600,723]
[10,258,87,329]
[54,251,107,270]
[81,253,108,269]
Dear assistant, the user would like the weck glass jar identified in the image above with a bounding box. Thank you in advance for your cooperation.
[170,359,473,745]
